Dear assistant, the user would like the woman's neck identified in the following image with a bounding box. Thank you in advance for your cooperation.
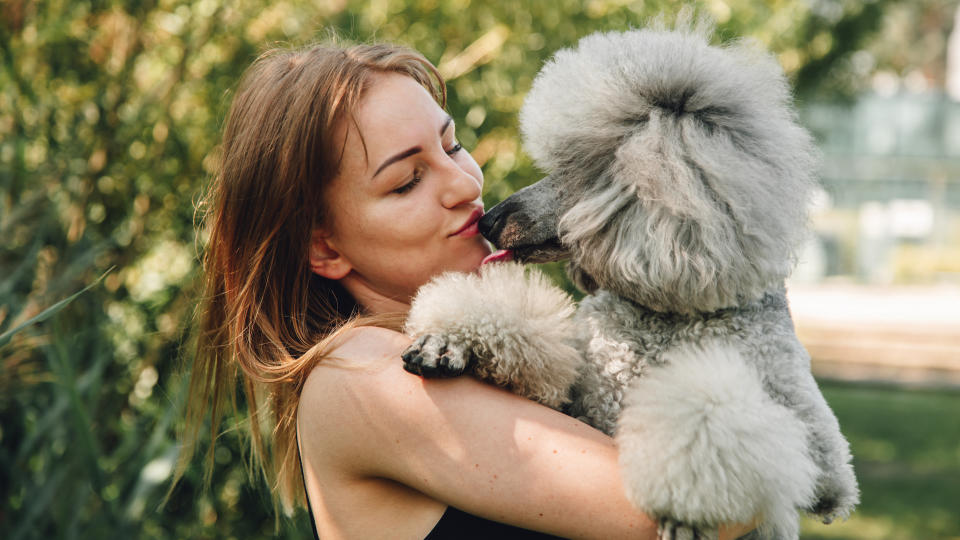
[340,273,412,316]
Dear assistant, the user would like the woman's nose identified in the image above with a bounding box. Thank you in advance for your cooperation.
[440,163,482,209]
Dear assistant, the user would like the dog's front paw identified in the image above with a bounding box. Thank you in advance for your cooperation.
[657,518,718,540]
[401,334,471,378]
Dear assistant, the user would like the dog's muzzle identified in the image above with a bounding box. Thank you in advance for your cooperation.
[479,174,570,264]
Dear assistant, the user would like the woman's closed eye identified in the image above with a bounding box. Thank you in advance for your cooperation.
[393,169,423,194]
[391,142,464,195]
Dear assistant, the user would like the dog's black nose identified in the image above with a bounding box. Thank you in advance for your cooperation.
[479,203,508,243]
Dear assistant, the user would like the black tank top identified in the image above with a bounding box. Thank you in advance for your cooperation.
[297,431,563,539]
[424,505,564,539]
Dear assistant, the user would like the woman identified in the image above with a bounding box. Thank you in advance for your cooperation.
[178,41,754,539]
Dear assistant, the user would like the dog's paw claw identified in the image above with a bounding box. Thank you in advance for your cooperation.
[402,334,470,378]
[657,518,717,540]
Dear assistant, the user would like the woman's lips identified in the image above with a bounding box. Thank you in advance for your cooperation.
[451,208,484,238]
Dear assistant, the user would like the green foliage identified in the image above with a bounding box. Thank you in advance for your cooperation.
[0,0,906,537]
[802,382,960,540]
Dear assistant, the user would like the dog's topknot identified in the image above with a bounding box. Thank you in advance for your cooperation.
[520,23,819,312]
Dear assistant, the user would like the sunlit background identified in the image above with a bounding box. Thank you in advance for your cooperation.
[1,1,958,538]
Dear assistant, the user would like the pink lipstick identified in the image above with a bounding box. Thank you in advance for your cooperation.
[451,208,484,238]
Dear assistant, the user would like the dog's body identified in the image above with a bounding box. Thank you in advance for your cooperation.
[403,22,858,539]
[571,287,855,538]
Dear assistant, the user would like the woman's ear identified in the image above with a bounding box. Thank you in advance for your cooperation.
[309,230,351,280]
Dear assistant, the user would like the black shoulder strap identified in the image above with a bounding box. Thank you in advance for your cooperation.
[296,429,321,540]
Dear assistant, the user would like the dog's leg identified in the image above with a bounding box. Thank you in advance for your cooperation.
[403,262,583,409]
[401,333,473,378]
[657,517,719,540]
[616,339,818,540]
[759,337,859,525]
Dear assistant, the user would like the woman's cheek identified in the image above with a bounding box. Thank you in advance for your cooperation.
[368,196,433,245]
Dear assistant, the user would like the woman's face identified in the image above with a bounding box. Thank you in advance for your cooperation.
[316,73,491,307]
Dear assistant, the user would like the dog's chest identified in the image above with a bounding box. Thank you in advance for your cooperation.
[569,290,787,433]
[578,292,726,372]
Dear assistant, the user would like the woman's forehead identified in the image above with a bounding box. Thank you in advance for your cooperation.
[345,74,447,173]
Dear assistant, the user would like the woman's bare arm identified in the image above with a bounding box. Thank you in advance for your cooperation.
[300,327,751,539]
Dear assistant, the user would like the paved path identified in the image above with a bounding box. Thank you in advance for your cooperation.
[786,282,960,387]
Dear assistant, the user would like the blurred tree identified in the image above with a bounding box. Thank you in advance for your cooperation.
[796,0,960,99]
[0,1,902,537]
[868,0,958,92]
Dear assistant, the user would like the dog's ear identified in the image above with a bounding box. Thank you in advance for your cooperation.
[560,169,758,313]
[560,105,816,313]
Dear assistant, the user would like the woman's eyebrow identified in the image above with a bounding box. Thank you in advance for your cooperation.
[371,116,454,179]
[372,146,421,179]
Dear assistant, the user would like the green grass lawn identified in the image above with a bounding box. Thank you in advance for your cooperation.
[800,380,960,540]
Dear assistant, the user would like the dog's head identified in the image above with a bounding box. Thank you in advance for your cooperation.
[480,23,819,314]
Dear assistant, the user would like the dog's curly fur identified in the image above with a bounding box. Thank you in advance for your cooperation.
[403,21,858,540]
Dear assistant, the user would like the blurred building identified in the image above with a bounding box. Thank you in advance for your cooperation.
[789,89,960,387]
[799,93,960,285]
[787,7,960,386]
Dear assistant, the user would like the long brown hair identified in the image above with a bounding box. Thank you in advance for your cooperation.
[173,41,446,514]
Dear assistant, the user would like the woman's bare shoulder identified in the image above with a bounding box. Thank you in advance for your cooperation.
[297,326,416,472]
[325,325,411,366]
[299,326,411,416]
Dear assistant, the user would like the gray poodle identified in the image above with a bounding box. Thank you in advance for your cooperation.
[402,22,858,540]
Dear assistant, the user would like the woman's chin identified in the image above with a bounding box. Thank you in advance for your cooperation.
[427,238,493,277]
[465,241,494,272]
